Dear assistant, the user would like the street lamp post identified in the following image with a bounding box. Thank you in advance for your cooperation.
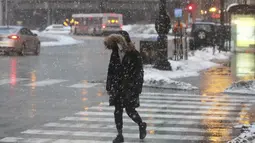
[154,0,172,70]
[219,0,225,52]
[5,0,8,26]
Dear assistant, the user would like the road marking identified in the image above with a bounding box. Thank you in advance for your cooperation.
[99,102,249,111]
[75,111,244,121]
[139,99,251,107]
[23,79,67,86]
[0,137,137,143]
[68,83,100,88]
[60,116,205,125]
[142,92,255,100]
[88,106,246,115]
[44,122,230,133]
[0,78,29,86]
[21,129,206,141]
[52,139,137,143]
[0,137,52,143]
[140,95,255,103]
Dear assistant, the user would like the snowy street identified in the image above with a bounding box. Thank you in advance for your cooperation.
[0,32,254,143]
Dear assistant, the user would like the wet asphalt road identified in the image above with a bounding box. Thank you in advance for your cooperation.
[0,38,110,138]
[0,36,255,143]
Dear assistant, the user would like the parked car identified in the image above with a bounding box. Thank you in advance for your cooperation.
[189,22,230,50]
[42,24,71,34]
[0,26,40,56]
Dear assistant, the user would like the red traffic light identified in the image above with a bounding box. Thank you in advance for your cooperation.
[187,4,195,12]
[188,5,193,10]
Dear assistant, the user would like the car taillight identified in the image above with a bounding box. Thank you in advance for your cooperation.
[102,25,106,29]
[8,35,19,40]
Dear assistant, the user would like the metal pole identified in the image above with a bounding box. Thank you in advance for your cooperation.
[5,0,8,26]
[185,27,188,60]
[219,0,225,52]
[153,0,172,70]
[0,0,3,25]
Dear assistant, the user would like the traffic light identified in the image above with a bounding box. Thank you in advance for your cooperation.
[188,5,193,11]
[186,3,195,13]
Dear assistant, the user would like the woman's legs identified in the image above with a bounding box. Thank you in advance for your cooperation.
[125,107,142,125]
[126,107,147,140]
[113,104,124,143]
[114,104,123,134]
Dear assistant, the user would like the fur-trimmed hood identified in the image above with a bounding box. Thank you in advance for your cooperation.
[104,34,135,51]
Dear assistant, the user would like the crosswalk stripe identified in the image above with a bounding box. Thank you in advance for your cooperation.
[134,99,251,107]
[68,83,100,88]
[88,106,246,115]
[44,122,228,133]
[0,137,137,143]
[21,129,206,141]
[23,79,67,86]
[52,139,136,143]
[75,111,244,121]
[61,116,205,125]
[0,78,29,86]
[142,92,255,99]
[140,95,255,103]
[99,102,249,111]
[0,137,52,143]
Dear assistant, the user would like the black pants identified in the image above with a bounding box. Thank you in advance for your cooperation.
[114,104,143,131]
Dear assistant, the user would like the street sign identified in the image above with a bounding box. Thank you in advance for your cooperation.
[174,8,182,18]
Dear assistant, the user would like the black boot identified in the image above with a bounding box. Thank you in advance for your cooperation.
[112,134,124,143]
[139,122,147,139]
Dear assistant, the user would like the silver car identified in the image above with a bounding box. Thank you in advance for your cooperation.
[0,26,40,56]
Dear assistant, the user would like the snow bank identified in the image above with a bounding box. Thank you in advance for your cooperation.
[123,24,174,39]
[38,33,83,47]
[143,67,198,90]
[228,124,255,143]
[123,24,158,34]
[225,80,255,95]
[143,48,230,90]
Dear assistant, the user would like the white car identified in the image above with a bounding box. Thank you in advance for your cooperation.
[42,24,71,34]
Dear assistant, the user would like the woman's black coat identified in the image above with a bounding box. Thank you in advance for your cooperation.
[106,46,144,108]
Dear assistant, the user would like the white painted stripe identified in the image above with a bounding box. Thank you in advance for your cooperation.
[0,78,29,86]
[52,139,137,143]
[89,106,246,115]
[61,117,204,125]
[140,99,251,107]
[0,137,52,143]
[0,137,136,143]
[99,102,249,111]
[21,129,205,141]
[76,111,243,121]
[23,79,67,86]
[142,92,201,97]
[68,83,100,88]
[142,92,255,100]
[44,122,211,133]
[140,95,255,103]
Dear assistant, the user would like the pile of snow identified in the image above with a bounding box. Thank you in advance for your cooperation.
[143,48,230,90]
[123,24,174,39]
[225,80,255,95]
[39,33,83,47]
[123,24,158,34]
[143,68,198,90]
[33,32,82,47]
[228,124,255,143]
[41,24,71,35]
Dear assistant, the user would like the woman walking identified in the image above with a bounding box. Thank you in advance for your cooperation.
[104,31,147,143]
